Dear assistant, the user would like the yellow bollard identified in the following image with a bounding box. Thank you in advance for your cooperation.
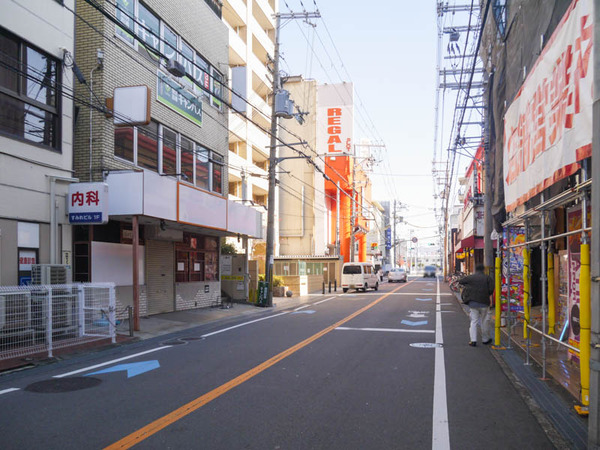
[495,256,502,346]
[580,243,591,407]
[523,248,530,340]
[547,251,556,335]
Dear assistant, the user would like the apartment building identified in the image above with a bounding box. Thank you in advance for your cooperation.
[222,0,277,262]
[72,0,261,316]
[0,0,75,285]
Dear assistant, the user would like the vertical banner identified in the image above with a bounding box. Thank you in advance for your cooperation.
[502,227,525,312]
[316,83,354,155]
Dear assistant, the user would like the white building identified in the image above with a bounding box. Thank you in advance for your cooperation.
[223,0,277,260]
[0,0,76,285]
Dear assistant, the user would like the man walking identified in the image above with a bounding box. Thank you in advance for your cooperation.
[459,264,494,347]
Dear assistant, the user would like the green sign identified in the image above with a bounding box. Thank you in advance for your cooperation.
[157,71,203,127]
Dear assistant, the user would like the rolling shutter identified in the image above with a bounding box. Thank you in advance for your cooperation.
[146,240,175,315]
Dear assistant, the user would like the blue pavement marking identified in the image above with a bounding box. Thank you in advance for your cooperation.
[401,320,428,327]
[416,298,432,302]
[292,310,316,314]
[87,360,160,378]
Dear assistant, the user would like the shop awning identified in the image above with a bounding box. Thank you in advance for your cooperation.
[460,235,497,249]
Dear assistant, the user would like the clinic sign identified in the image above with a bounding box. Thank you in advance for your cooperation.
[503,0,593,211]
[317,83,354,154]
[157,71,203,127]
[68,183,109,225]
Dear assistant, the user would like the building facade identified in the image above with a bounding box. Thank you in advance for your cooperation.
[72,0,261,317]
[0,0,76,285]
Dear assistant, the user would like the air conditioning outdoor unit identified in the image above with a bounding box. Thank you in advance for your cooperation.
[0,291,32,333]
[31,265,72,285]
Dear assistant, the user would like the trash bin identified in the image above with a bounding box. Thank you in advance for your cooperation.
[257,281,269,307]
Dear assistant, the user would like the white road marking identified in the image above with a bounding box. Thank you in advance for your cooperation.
[54,346,171,378]
[314,296,335,305]
[348,292,454,296]
[0,388,20,395]
[201,311,289,338]
[294,305,309,311]
[335,327,435,334]
[432,277,450,449]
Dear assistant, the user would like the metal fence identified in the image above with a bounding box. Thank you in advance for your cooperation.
[0,283,116,361]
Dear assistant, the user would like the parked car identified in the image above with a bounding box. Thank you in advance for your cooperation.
[341,262,379,293]
[388,268,407,283]
[423,265,437,278]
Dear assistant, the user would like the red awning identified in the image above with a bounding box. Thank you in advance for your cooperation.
[460,235,496,249]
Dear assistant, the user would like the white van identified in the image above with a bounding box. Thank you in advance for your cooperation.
[341,262,379,293]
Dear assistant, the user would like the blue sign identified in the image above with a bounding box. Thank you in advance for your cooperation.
[69,213,103,224]
[385,228,392,250]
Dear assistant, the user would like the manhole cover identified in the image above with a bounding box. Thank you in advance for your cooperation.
[25,377,102,393]
[161,339,187,346]
[410,343,443,348]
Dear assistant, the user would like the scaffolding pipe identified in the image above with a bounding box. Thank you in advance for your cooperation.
[540,205,548,380]
[523,247,530,340]
[547,247,556,335]
[526,324,580,352]
[581,243,591,406]
[495,255,502,346]
[503,227,592,250]
[507,228,512,349]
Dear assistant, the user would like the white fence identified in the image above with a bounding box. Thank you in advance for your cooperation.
[0,283,116,361]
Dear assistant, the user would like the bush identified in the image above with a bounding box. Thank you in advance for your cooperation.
[258,274,285,287]
[221,242,237,255]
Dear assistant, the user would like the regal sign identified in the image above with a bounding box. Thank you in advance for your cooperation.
[503,0,592,211]
[317,83,354,154]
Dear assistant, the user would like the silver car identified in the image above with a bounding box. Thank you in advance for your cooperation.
[388,268,407,283]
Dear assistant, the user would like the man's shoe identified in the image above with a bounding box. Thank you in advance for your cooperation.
[482,339,492,345]
[469,341,477,347]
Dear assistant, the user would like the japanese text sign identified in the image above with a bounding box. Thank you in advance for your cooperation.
[503,0,593,211]
[68,183,109,224]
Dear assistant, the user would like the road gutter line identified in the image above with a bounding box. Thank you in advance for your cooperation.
[314,296,335,305]
[432,277,450,449]
[105,285,406,450]
[0,388,20,395]
[335,327,435,334]
[53,346,171,379]
[200,311,290,338]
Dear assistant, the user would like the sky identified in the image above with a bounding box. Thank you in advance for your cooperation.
[279,1,441,245]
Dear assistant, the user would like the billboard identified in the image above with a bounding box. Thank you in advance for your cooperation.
[503,0,593,211]
[316,83,354,155]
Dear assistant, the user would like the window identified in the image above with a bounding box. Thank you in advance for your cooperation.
[0,29,59,149]
[114,1,223,110]
[195,145,209,189]
[137,120,158,171]
[113,120,224,194]
[176,234,219,282]
[162,126,177,175]
[212,152,223,194]
[114,127,134,162]
[180,136,194,182]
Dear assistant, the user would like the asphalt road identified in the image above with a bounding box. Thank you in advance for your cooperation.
[0,277,554,449]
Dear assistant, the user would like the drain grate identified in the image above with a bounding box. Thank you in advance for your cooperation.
[25,377,102,393]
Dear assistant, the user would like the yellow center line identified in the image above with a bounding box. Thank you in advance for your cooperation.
[106,282,411,449]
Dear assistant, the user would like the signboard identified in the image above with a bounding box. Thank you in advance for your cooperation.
[221,255,232,276]
[316,83,354,155]
[68,183,109,225]
[157,71,203,127]
[503,0,593,211]
[385,228,392,250]
[501,227,525,312]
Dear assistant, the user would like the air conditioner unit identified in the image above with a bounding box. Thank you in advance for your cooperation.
[31,265,72,285]
[166,58,186,78]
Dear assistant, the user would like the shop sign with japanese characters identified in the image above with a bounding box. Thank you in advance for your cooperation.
[503,0,593,211]
[68,183,109,224]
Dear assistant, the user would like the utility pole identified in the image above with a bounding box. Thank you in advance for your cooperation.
[588,2,600,445]
[392,200,397,267]
[350,159,357,262]
[265,9,320,308]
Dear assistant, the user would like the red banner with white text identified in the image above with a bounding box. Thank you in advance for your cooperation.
[503,0,593,212]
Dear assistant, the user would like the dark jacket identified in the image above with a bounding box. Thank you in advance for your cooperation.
[459,271,494,305]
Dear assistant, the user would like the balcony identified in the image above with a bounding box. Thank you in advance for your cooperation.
[226,23,247,66]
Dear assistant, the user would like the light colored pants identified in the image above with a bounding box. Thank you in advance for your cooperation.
[469,305,491,342]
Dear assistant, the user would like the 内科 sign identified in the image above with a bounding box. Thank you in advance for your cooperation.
[68,183,109,225]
